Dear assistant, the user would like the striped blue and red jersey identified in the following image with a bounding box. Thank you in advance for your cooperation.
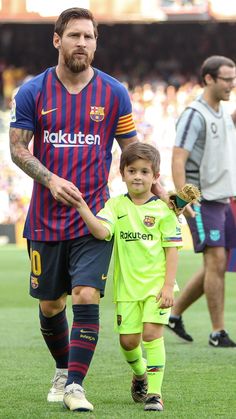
[10,67,137,241]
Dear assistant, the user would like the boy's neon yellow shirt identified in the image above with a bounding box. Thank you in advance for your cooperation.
[97,194,183,302]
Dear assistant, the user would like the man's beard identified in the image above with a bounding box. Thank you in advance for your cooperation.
[64,51,93,73]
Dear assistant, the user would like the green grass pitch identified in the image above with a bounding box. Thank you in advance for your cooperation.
[0,245,236,418]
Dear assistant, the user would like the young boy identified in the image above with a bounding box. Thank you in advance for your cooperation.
[76,142,183,412]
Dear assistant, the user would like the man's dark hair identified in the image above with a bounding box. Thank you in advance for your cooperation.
[54,7,98,38]
[201,55,235,85]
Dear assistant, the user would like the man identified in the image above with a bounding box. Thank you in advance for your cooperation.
[9,8,138,412]
[169,55,236,348]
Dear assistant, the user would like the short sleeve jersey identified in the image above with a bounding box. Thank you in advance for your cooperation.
[10,67,136,241]
[97,194,182,301]
[175,97,206,188]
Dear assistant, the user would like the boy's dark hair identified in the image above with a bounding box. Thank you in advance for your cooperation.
[120,142,160,175]
[54,7,98,38]
[201,55,235,85]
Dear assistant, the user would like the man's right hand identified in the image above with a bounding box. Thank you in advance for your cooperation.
[48,173,82,206]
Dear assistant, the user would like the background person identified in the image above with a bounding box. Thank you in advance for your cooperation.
[168,55,236,348]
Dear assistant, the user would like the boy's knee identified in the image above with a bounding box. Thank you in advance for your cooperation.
[120,334,140,350]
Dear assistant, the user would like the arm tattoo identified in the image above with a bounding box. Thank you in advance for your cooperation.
[9,127,52,186]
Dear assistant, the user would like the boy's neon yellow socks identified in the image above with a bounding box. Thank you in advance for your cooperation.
[120,344,146,377]
[143,337,165,396]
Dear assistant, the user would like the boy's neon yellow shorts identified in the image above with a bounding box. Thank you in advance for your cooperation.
[114,296,171,334]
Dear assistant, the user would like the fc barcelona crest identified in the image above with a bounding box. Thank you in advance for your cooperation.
[31,275,39,289]
[117,315,122,326]
[143,215,155,227]
[90,106,105,122]
[210,229,220,241]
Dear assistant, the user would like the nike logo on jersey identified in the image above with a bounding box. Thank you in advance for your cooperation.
[159,311,167,316]
[41,108,57,115]
[117,214,127,219]
[101,274,107,280]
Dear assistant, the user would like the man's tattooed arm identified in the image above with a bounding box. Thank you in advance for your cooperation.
[9,127,52,187]
[9,127,82,206]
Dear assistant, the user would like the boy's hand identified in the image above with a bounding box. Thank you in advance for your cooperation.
[183,203,199,218]
[76,195,87,210]
[156,285,174,309]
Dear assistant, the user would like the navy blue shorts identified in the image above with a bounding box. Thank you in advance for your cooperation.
[28,235,114,300]
[186,201,236,253]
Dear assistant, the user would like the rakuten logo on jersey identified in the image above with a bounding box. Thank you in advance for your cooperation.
[120,231,153,241]
[43,130,100,148]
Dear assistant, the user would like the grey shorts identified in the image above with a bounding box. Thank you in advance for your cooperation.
[28,235,113,300]
[186,201,236,253]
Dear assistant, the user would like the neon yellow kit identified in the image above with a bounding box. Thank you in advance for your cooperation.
[97,194,182,302]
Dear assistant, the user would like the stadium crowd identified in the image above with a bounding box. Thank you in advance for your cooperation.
[0,21,236,99]
[0,20,236,224]
[1,78,236,225]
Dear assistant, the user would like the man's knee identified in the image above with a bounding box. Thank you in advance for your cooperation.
[40,294,67,317]
[72,286,100,305]
[204,247,226,276]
